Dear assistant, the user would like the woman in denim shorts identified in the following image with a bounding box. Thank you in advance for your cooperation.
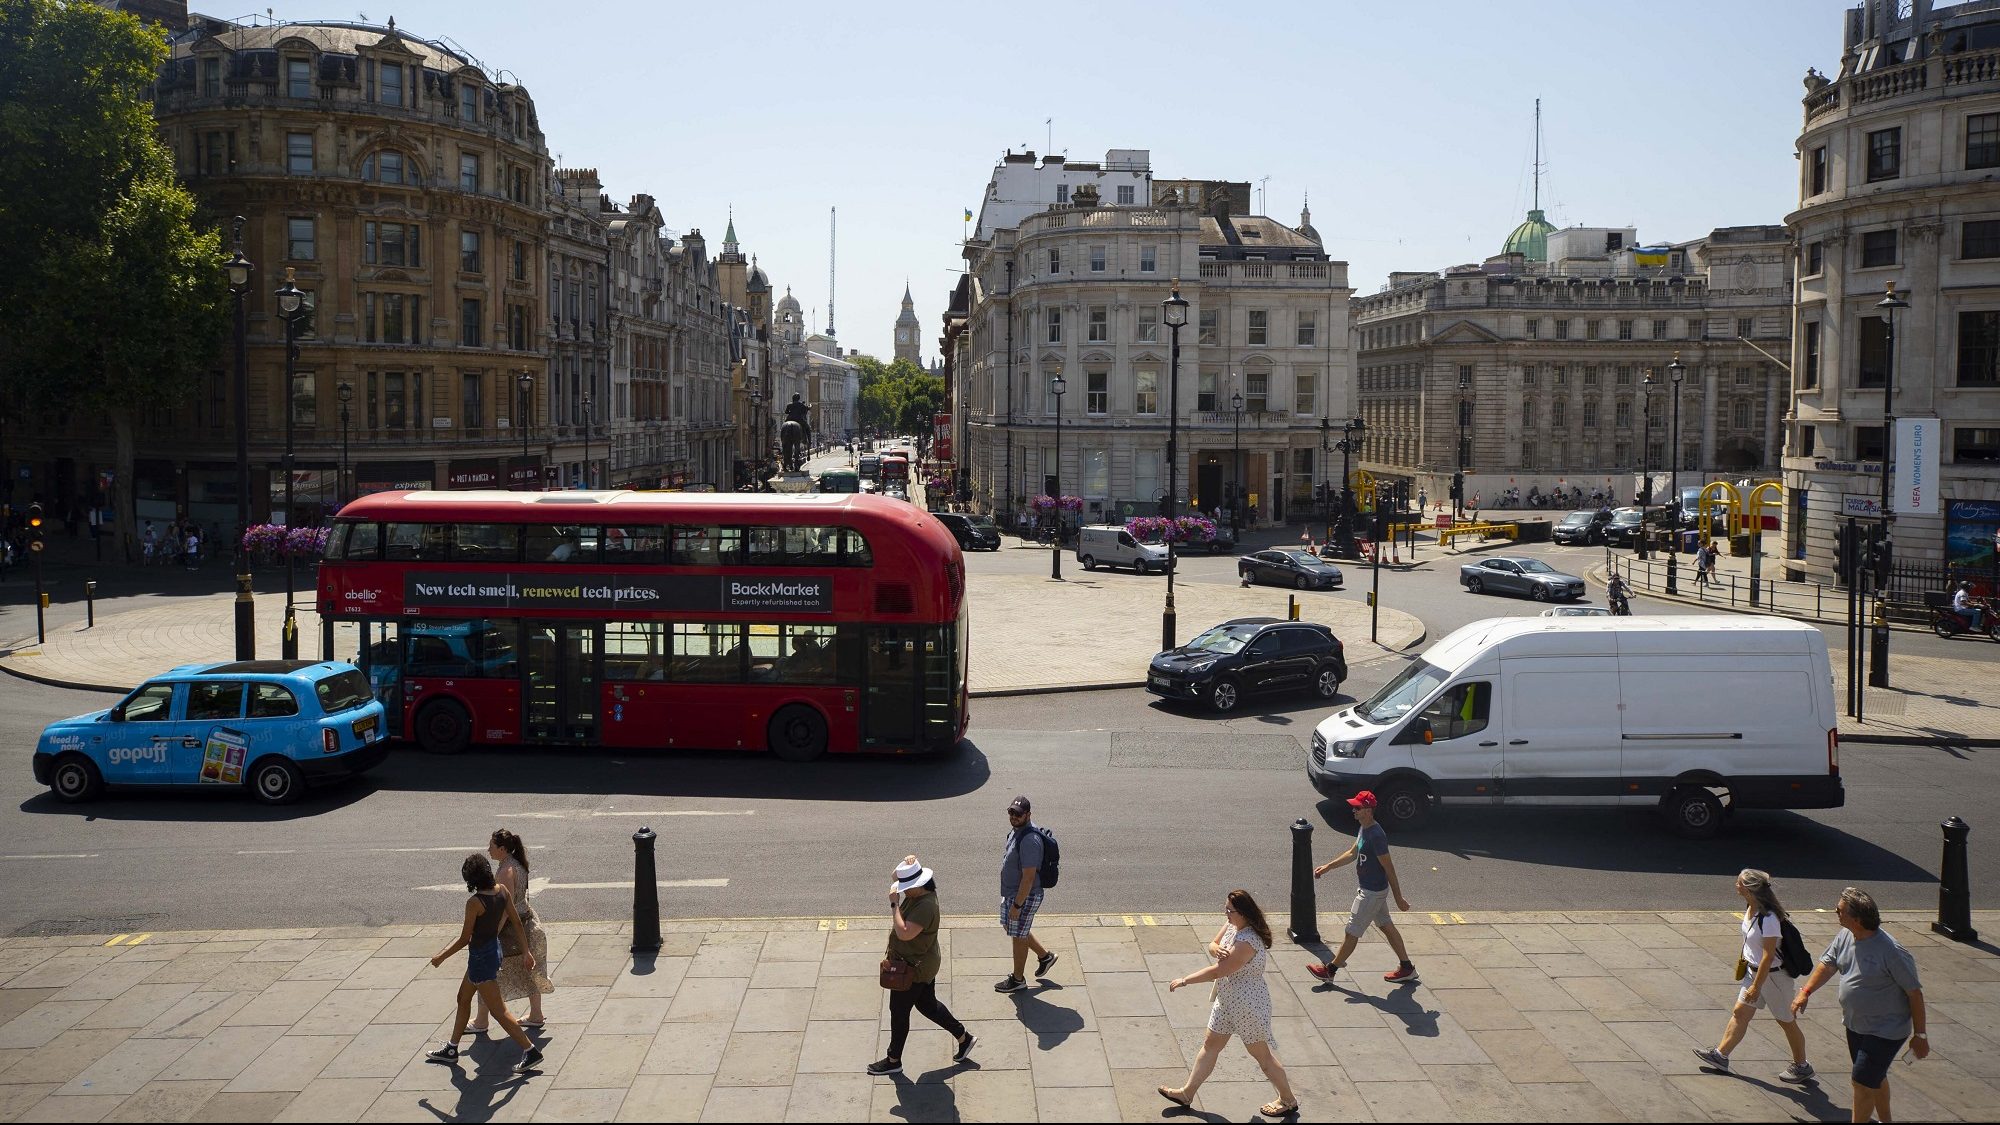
[424,854,544,1074]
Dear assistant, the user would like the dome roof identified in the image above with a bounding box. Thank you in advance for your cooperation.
[748,266,769,291]
[776,286,801,313]
[1503,208,1556,261]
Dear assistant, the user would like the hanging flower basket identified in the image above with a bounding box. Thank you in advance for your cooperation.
[240,523,330,561]
[1027,494,1082,514]
[1126,514,1220,544]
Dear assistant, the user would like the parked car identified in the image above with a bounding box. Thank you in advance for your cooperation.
[1459,556,1587,601]
[1602,506,1653,548]
[934,512,1001,551]
[1148,617,1347,713]
[33,660,390,805]
[1076,525,1171,573]
[1238,549,1345,590]
[1551,509,1612,546]
[1540,606,1612,617]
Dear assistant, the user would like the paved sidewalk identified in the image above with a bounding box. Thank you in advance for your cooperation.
[0,909,1993,1123]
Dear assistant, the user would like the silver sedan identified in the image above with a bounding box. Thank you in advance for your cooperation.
[1459,556,1588,602]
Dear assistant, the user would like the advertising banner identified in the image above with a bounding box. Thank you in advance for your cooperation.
[1892,418,1940,515]
[401,571,835,614]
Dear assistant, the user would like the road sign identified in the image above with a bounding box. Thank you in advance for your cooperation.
[29,540,43,553]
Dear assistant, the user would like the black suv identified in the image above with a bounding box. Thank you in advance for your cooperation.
[1551,509,1612,546]
[934,512,1001,551]
[1147,617,1347,713]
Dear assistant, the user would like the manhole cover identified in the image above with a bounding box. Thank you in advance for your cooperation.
[12,914,166,938]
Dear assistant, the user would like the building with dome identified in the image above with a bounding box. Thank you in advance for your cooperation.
[894,284,922,365]
[1502,208,1558,262]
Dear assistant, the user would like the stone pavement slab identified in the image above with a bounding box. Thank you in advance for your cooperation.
[0,909,1994,1122]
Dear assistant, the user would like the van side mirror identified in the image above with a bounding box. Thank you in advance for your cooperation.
[1394,717,1432,745]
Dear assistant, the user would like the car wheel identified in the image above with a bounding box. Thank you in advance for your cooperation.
[1378,784,1432,831]
[248,757,303,805]
[1530,584,1549,601]
[1296,575,1310,590]
[1314,663,1342,698]
[1467,576,1484,594]
[50,753,103,803]
[1208,678,1242,713]
[767,704,829,762]
[1080,555,1096,571]
[1664,787,1725,839]
[1137,560,1153,575]
[414,699,472,755]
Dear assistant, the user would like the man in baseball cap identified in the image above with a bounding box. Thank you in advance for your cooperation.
[1305,791,1418,985]
[996,795,1058,992]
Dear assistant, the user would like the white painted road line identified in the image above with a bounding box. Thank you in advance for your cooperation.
[235,850,297,855]
[589,810,755,817]
[1,853,100,860]
[412,877,729,893]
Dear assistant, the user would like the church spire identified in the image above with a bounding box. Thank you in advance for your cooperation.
[723,207,738,254]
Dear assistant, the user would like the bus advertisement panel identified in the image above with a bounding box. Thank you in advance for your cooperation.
[317,491,967,760]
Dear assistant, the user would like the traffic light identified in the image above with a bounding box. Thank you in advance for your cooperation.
[1449,472,1464,502]
[1868,524,1894,583]
[1833,523,1856,586]
[26,503,42,534]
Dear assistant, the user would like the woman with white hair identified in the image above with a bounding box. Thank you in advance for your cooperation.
[1692,868,1814,1083]
[867,855,976,1077]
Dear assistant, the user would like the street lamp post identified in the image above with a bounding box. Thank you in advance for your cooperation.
[1334,416,1368,556]
[1665,354,1685,594]
[1455,397,1470,519]
[1319,417,1333,524]
[1873,282,1909,687]
[337,381,352,507]
[517,371,534,490]
[1162,283,1189,652]
[223,218,255,660]
[275,269,308,659]
[1050,369,1066,581]
[750,389,764,488]
[1637,370,1655,561]
[581,391,593,490]
[1230,388,1244,536]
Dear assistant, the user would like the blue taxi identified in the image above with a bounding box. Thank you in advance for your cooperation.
[33,660,390,805]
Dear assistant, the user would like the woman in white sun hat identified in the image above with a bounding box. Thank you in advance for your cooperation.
[867,855,976,1077]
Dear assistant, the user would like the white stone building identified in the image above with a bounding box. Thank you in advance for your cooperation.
[972,149,1153,242]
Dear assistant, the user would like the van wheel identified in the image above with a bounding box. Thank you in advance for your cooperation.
[248,757,303,805]
[1137,560,1153,575]
[1080,555,1096,571]
[1378,784,1433,831]
[50,754,103,803]
[1208,678,1242,713]
[1314,664,1342,698]
[768,705,828,762]
[415,700,471,755]
[1664,787,1724,839]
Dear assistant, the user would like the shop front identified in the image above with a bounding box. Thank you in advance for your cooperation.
[446,459,502,490]
[354,460,436,497]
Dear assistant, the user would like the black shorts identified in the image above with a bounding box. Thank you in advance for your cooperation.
[1846,1028,1905,1090]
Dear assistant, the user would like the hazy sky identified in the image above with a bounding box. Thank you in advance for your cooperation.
[236,0,1854,363]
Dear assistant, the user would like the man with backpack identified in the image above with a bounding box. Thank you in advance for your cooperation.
[1692,868,1816,1083]
[995,795,1058,993]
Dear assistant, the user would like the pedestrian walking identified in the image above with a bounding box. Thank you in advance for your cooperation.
[1305,791,1418,984]
[1694,541,1714,589]
[469,829,553,1034]
[141,523,157,564]
[869,855,975,1076]
[424,854,544,1073]
[1691,869,1816,1082]
[1160,889,1299,1117]
[1417,488,1428,513]
[1790,888,1927,1123]
[995,794,1058,992]
[183,527,200,570]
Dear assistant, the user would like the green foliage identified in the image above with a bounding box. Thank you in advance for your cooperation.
[853,356,944,437]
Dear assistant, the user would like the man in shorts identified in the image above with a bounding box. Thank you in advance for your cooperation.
[1305,791,1417,984]
[994,795,1057,993]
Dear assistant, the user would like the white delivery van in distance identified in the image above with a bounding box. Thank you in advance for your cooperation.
[1075,525,1172,574]
[1308,616,1842,838]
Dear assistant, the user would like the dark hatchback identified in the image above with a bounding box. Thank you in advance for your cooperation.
[1147,617,1347,713]
[1238,549,1344,589]
[934,512,1001,551]
[1551,509,1612,546]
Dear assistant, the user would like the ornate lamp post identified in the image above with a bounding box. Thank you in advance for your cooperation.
[1665,354,1685,594]
[750,389,765,487]
[1230,388,1244,535]
[1334,416,1368,556]
[580,391,593,489]
[1161,283,1189,651]
[223,219,255,660]
[1455,397,1470,519]
[1638,368,1656,561]
[275,269,309,659]
[516,371,534,491]
[1049,368,1066,581]
[1873,282,1909,687]
[336,381,353,507]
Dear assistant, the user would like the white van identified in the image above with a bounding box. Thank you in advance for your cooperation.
[1076,525,1171,574]
[1308,616,1842,838]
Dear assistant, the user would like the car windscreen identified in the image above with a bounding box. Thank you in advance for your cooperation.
[1185,626,1257,655]
[1515,559,1557,574]
[1610,510,1641,524]
[967,516,996,530]
[1357,660,1450,724]
[1558,513,1591,526]
[1279,551,1331,568]
[314,670,374,714]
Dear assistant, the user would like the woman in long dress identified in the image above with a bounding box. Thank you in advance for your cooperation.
[471,828,552,1032]
[1161,889,1298,1118]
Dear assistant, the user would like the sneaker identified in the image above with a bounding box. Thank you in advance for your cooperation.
[953,1033,977,1062]
[1035,951,1059,978]
[1305,962,1340,981]
[1692,1047,1731,1073]
[514,1047,543,1074]
[1384,963,1420,985]
[424,1043,460,1064]
[1778,1061,1816,1083]
[994,974,1025,993]
[866,1056,903,1076]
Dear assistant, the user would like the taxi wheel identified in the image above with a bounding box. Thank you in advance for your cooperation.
[415,700,472,755]
[768,705,828,762]
[248,757,303,806]
[51,754,103,803]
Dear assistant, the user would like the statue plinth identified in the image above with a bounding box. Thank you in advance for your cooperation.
[769,473,814,494]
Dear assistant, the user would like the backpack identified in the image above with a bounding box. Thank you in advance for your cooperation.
[1759,911,1812,978]
[1022,825,1060,889]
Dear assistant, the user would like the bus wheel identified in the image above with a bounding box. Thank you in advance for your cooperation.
[415,700,472,755]
[768,705,829,762]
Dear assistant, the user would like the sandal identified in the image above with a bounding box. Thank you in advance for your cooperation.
[1261,1101,1299,1118]
[1158,1086,1193,1109]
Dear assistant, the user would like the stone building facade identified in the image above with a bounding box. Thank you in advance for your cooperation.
[548,167,612,489]
[1785,0,2000,579]
[602,190,673,488]
[1351,224,1791,509]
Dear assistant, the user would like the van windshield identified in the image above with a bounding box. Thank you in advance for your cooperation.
[1357,659,1450,723]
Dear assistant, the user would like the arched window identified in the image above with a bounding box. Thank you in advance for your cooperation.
[361,150,410,185]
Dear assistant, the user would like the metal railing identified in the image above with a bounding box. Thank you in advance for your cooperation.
[1608,549,1842,619]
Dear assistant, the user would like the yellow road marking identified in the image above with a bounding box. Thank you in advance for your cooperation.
[1429,913,1447,925]
[127,934,150,946]
[1122,915,1137,927]
[834,920,846,931]
[1141,915,1157,926]
[1450,913,1467,924]
[103,934,128,946]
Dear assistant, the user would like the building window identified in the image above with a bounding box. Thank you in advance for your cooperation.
[1055,183,1069,203]
[1117,184,1134,205]
[1582,401,1598,428]
[286,131,313,174]
[511,167,528,204]
[462,372,484,429]
[1526,318,1538,340]
[1858,316,1889,388]
[1960,310,2000,386]
[1618,319,1633,341]
[460,153,480,193]
[1855,425,1886,462]
[1134,369,1158,414]
[286,58,312,99]
[1587,320,1600,340]
[1583,365,1599,386]
[363,293,420,345]
[1045,308,1062,344]
[513,240,527,281]
[1809,145,1828,194]
[461,298,482,347]
[1198,310,1218,345]
[460,83,478,122]
[363,221,420,267]
[286,217,315,261]
[1295,370,1316,414]
[1615,401,1632,428]
[1085,372,1107,415]
[378,61,404,107]
[1047,248,1061,274]
[1616,365,1632,385]
[1551,400,1566,427]
[1963,220,2000,260]
[508,304,528,351]
[201,130,229,175]
[1866,127,1901,181]
[1247,310,1268,345]
[1614,440,1630,464]
[1806,241,1824,275]
[1140,245,1156,273]
[1297,313,1315,346]
[1520,441,1537,469]
[1802,321,1821,388]
[1651,319,1667,340]
[1733,400,1751,428]
[1245,373,1268,412]
[1089,245,1106,272]
[383,372,407,428]
[1554,319,1569,340]
[1968,112,2000,170]
[1955,427,2000,462]
[292,289,317,340]
[460,230,482,273]
[1861,229,1897,268]
[1137,308,1158,343]
[1522,366,1538,387]
[200,56,220,96]
[289,371,316,426]
[1521,399,1535,427]
[1458,364,1472,387]
[1554,365,1567,386]
[1087,306,1107,342]
[362,150,407,185]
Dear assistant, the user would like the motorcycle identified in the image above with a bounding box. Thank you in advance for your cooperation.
[1931,600,2000,641]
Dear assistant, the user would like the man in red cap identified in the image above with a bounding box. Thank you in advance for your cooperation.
[1305,791,1418,984]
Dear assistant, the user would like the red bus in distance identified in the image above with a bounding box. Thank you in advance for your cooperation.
[315,490,967,759]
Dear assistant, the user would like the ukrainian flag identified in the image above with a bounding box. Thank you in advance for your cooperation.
[963,208,973,223]
[1634,245,1671,267]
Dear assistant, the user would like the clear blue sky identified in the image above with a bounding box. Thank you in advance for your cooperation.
[244,0,1853,364]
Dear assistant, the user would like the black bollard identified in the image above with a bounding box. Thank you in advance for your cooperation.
[631,826,663,954]
[1933,817,1978,944]
[84,580,96,629]
[1287,817,1320,944]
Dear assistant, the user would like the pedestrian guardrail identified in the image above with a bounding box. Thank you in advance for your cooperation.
[1609,551,1841,617]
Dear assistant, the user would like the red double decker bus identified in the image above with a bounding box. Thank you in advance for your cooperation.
[315,491,967,759]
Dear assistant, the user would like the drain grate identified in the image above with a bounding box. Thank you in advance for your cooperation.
[12,914,167,938]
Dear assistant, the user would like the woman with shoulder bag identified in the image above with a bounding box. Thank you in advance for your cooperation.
[1692,868,1814,1082]
[471,829,553,1035]
[868,855,975,1077]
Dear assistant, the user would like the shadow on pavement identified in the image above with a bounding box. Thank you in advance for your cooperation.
[17,776,375,821]
[1009,981,1086,1048]
[1146,694,1351,724]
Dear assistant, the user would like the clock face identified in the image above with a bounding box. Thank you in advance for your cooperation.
[897,329,908,342]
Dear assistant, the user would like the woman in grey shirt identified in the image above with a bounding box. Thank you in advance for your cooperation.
[1791,887,1927,1123]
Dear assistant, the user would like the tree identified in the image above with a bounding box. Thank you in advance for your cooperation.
[851,355,942,441]
[0,0,227,540]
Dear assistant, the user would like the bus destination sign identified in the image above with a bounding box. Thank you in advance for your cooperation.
[403,572,834,614]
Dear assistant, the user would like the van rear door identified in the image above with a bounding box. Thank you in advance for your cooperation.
[1498,659,1623,805]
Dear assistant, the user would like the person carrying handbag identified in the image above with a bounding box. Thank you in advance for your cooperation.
[868,855,975,1077]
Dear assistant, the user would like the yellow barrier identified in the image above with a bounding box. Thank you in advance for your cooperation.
[1439,523,1519,546]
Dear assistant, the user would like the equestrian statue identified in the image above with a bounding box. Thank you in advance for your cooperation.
[779,393,812,473]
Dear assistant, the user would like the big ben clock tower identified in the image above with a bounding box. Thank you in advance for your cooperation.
[893,283,921,365]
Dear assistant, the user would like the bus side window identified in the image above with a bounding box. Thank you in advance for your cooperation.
[603,622,663,681]
[670,622,744,682]
[454,524,522,562]
[526,525,594,563]
[840,528,872,566]
[385,523,451,562]
[605,526,667,565]
[671,526,741,567]
[337,522,380,560]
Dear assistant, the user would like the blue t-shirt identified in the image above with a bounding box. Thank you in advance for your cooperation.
[1003,824,1044,899]
[1355,823,1390,892]
[1821,928,1922,1039]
